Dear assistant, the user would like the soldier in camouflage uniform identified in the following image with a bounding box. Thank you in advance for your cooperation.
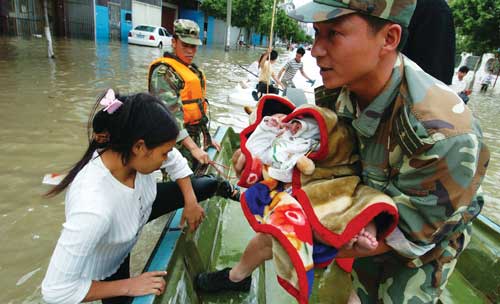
[148,19,217,169]
[286,0,490,302]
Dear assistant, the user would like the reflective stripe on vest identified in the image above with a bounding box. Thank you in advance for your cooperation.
[148,57,207,125]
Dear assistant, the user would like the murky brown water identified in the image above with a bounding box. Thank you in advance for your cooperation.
[0,37,498,303]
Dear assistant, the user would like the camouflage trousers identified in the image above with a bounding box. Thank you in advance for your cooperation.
[178,122,211,170]
[351,228,471,304]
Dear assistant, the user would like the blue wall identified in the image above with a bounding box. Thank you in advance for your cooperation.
[251,33,268,47]
[206,16,215,45]
[95,5,109,40]
[121,10,132,42]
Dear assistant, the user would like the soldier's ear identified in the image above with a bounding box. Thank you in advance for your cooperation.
[381,23,402,53]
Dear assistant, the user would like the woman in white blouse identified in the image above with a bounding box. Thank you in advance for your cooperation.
[42,90,217,303]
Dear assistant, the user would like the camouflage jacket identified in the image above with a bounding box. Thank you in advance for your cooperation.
[316,54,490,265]
[149,53,206,142]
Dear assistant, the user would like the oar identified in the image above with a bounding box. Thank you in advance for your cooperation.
[236,64,259,78]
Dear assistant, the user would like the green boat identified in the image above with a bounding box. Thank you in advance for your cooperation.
[132,126,500,304]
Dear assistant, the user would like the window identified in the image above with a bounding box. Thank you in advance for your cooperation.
[159,29,165,36]
[134,25,155,32]
[125,13,132,22]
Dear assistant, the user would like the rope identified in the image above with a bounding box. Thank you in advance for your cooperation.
[266,0,278,94]
[208,160,237,180]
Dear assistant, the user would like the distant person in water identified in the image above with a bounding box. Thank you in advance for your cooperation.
[480,70,494,92]
[277,47,315,94]
[451,65,473,103]
[252,49,283,101]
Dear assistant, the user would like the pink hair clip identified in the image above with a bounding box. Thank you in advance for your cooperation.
[100,89,123,114]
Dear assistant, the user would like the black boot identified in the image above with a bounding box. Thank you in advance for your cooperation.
[195,268,251,292]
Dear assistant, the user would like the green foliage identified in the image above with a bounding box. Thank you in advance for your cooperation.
[199,0,313,43]
[200,0,227,20]
[450,0,500,54]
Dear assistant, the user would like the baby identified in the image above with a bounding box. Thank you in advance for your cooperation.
[245,113,319,183]
[245,113,378,252]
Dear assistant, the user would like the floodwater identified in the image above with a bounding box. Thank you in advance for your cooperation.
[0,37,498,303]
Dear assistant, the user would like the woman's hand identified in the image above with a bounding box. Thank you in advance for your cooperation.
[181,201,205,232]
[125,271,167,297]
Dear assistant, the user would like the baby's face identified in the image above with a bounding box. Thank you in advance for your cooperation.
[288,121,302,135]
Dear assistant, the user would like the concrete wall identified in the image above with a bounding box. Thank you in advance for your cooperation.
[132,0,161,27]
[121,9,132,41]
[212,18,242,46]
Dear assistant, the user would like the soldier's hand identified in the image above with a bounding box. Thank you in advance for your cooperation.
[210,140,221,152]
[192,146,209,165]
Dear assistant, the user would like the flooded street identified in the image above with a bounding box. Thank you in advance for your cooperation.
[0,37,499,303]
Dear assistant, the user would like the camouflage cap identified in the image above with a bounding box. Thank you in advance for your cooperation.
[174,19,202,46]
[288,0,416,28]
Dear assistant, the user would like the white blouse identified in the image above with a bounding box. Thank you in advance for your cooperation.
[42,148,192,304]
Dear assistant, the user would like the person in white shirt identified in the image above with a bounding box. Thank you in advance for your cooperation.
[480,70,494,92]
[450,65,473,103]
[277,47,315,93]
[41,89,230,304]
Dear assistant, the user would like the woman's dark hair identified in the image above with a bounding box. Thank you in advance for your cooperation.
[270,50,278,61]
[46,90,179,197]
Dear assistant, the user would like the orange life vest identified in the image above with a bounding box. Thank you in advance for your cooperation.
[148,57,208,125]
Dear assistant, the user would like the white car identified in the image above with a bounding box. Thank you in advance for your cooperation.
[128,25,172,48]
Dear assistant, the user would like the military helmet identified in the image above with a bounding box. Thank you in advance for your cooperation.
[173,19,202,46]
[288,0,416,28]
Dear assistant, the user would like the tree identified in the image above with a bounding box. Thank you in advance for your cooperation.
[200,0,313,44]
[200,0,227,20]
[450,0,500,54]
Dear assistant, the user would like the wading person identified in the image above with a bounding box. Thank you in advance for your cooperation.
[252,49,284,101]
[42,90,221,303]
[197,0,490,303]
[277,46,315,94]
[148,19,217,170]
[451,66,473,103]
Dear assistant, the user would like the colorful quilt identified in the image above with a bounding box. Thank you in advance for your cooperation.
[238,95,399,303]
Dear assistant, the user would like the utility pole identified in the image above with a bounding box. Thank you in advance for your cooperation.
[225,0,231,52]
[42,0,55,58]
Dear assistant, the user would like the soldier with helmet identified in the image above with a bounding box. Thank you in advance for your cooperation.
[196,0,489,303]
[148,19,218,169]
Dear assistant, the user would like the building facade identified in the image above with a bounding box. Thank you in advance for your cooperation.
[0,0,268,47]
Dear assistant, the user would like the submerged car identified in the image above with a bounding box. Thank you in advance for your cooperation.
[128,25,172,48]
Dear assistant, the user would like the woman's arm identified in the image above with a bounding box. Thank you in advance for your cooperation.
[83,271,167,302]
[176,176,205,232]
[42,212,110,303]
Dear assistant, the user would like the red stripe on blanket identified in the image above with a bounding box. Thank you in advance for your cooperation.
[240,192,310,304]
[293,187,399,248]
[277,276,309,304]
[238,95,296,188]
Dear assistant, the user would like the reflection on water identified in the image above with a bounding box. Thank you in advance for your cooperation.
[0,37,499,303]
